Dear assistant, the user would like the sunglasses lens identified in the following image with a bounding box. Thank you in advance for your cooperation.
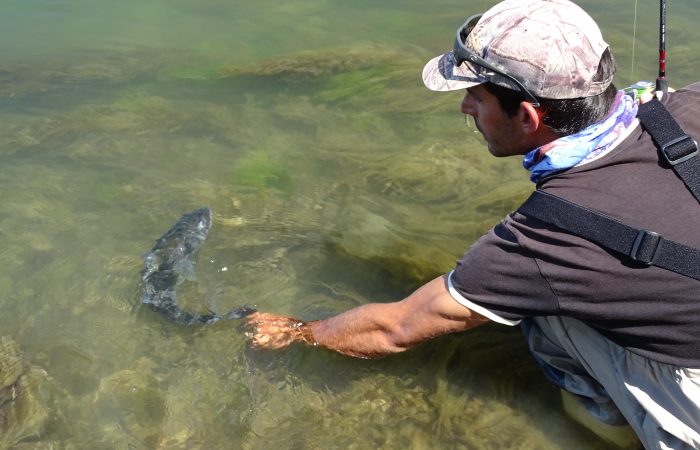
[460,14,482,44]
[450,13,539,106]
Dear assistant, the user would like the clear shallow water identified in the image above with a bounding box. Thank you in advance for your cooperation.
[1,0,699,448]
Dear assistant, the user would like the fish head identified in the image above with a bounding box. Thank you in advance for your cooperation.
[142,207,213,275]
[177,207,213,254]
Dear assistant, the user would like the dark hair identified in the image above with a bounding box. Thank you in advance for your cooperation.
[484,49,618,136]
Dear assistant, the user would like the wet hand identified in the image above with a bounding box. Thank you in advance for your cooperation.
[244,312,317,349]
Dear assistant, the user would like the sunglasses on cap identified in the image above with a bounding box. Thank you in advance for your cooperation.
[453,14,541,107]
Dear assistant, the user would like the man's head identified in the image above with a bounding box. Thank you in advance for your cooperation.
[423,0,618,147]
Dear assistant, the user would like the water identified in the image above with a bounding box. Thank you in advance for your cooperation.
[1,0,699,448]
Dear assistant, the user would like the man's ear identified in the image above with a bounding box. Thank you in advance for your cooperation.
[518,101,542,134]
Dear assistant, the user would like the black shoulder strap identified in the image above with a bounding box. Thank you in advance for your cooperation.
[518,190,700,281]
[637,98,700,203]
[516,97,700,281]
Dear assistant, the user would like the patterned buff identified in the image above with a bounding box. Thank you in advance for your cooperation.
[523,91,638,183]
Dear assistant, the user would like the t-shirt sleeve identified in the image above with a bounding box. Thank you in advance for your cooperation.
[449,214,561,323]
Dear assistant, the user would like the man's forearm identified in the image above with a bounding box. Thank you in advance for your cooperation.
[247,276,489,358]
[308,302,411,358]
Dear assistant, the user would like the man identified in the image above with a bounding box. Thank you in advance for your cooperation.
[245,1,700,448]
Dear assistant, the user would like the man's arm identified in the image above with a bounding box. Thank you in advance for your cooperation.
[245,275,490,358]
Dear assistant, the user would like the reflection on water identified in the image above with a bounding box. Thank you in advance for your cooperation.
[1,0,699,448]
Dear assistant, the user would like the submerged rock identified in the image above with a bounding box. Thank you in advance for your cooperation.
[93,368,166,447]
[0,336,50,448]
[0,337,22,390]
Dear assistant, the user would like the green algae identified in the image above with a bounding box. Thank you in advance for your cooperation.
[317,65,398,102]
[232,153,293,193]
[218,44,404,81]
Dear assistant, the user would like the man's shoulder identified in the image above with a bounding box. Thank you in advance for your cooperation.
[668,82,700,112]
[677,81,700,93]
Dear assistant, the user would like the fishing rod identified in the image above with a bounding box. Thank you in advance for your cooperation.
[656,0,668,94]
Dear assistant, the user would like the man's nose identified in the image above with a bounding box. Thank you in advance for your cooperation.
[461,93,476,115]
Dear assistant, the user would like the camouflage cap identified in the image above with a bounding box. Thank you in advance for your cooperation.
[422,0,614,99]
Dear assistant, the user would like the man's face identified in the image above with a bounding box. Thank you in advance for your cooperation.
[461,84,528,157]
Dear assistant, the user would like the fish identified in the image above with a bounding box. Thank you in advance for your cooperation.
[141,207,255,325]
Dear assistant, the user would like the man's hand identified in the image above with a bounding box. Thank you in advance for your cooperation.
[244,312,316,350]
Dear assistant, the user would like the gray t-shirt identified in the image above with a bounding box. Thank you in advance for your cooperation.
[451,83,700,367]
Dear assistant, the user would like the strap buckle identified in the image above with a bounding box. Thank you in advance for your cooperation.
[630,230,663,265]
[660,134,699,166]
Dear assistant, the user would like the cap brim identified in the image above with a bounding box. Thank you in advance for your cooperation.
[422,51,486,92]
